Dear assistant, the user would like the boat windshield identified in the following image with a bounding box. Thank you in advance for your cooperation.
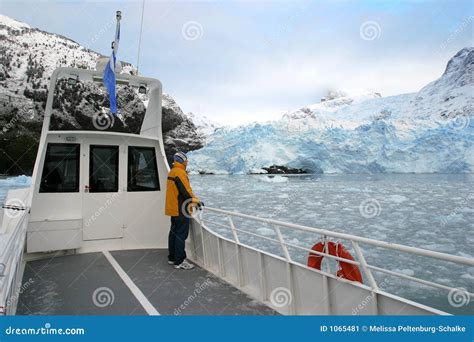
[49,76,149,134]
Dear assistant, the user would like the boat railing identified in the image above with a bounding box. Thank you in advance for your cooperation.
[195,206,474,310]
[0,205,29,315]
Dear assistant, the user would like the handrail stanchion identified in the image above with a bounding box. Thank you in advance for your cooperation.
[274,225,296,314]
[217,238,224,277]
[228,216,240,244]
[322,235,331,274]
[199,211,208,267]
[351,241,378,291]
[321,235,331,314]
[228,216,244,287]
[258,252,267,302]
[274,225,291,262]
[351,241,379,315]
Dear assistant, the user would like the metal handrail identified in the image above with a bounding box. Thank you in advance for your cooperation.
[202,207,474,266]
[0,210,29,276]
[203,217,360,266]
[198,206,474,300]
[0,208,29,314]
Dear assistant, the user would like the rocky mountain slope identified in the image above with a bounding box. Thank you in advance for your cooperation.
[0,14,212,174]
[188,48,473,174]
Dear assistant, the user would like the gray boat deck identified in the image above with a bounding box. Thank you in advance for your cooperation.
[17,249,277,316]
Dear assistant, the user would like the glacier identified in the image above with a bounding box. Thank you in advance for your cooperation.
[188,48,473,174]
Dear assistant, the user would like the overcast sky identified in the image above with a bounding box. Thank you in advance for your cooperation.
[1,0,473,125]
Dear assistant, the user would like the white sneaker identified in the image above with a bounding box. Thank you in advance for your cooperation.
[174,260,195,270]
[168,260,174,265]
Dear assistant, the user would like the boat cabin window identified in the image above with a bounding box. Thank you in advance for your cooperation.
[127,146,160,191]
[40,143,80,193]
[89,145,119,193]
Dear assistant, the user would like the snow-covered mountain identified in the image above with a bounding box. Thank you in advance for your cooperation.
[0,14,213,173]
[186,112,221,136]
[188,48,474,174]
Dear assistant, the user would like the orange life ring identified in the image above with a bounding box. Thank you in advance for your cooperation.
[307,241,363,283]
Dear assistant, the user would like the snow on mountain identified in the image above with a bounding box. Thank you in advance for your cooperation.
[0,14,30,30]
[186,112,221,136]
[188,48,474,174]
[0,14,210,173]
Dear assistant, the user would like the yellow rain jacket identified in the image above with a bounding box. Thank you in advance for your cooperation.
[165,162,196,216]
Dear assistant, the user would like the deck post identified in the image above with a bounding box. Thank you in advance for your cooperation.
[217,237,225,277]
[228,216,244,287]
[258,252,267,301]
[274,225,295,314]
[351,241,378,291]
[199,221,208,267]
[351,241,379,315]
[323,274,332,315]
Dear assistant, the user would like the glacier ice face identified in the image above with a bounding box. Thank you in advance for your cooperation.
[189,119,473,174]
[189,48,474,174]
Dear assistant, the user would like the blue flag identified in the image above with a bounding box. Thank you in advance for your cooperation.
[103,14,121,114]
[103,52,117,114]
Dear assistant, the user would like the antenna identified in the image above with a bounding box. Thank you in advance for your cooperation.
[136,0,145,74]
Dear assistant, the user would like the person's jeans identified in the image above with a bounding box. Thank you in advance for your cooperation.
[168,215,190,265]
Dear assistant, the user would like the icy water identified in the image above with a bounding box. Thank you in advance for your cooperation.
[0,175,31,204]
[1,174,472,314]
[189,174,474,315]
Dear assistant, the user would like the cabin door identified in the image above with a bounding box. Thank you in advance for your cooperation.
[82,144,124,240]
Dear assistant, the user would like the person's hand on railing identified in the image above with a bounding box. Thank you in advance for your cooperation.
[191,197,204,209]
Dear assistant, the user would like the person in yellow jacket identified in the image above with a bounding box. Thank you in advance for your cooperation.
[165,152,201,270]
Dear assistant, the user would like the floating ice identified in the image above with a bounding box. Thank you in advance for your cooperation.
[387,194,409,203]
[0,175,32,204]
[259,175,288,183]
[256,227,276,236]
[393,269,415,276]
